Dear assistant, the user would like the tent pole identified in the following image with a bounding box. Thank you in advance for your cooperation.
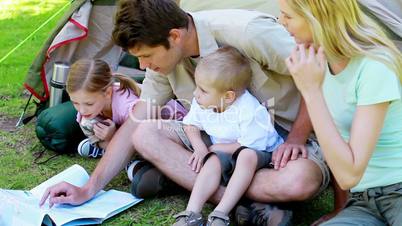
[15,94,33,128]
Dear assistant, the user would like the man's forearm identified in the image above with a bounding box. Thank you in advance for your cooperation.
[83,101,150,196]
[84,119,138,196]
[287,97,313,144]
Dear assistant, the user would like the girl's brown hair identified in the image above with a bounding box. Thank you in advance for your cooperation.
[66,59,141,97]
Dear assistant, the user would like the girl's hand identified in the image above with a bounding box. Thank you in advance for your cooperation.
[285,45,327,95]
[93,119,116,141]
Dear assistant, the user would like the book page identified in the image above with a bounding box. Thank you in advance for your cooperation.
[0,190,45,226]
[1,164,142,226]
[30,164,89,199]
[47,190,142,226]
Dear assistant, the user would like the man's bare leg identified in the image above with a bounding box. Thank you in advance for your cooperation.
[209,158,322,204]
[244,158,322,202]
[133,120,323,204]
[133,120,198,190]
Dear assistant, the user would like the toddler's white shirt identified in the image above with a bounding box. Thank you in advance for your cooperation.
[183,90,280,151]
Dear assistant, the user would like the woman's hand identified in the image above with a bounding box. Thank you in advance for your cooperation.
[285,45,327,96]
[93,119,116,141]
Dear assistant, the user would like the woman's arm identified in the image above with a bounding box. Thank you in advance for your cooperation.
[303,89,389,189]
[286,45,390,190]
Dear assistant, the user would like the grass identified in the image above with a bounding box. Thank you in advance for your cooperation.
[0,1,333,225]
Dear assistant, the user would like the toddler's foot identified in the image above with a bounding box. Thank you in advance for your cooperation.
[173,211,204,226]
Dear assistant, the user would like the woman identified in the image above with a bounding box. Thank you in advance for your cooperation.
[278,0,402,225]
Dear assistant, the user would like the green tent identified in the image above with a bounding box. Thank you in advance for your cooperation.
[24,0,142,103]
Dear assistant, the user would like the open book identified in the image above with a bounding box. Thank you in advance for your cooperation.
[0,164,142,226]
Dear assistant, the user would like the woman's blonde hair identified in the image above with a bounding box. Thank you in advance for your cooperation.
[287,0,401,82]
[66,59,141,97]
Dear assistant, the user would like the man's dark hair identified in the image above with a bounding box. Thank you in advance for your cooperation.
[113,0,189,50]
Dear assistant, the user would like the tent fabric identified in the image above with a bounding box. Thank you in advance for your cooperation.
[180,0,402,51]
[358,0,402,50]
[25,0,87,101]
[360,0,402,37]
[25,0,401,102]
[25,0,120,102]
[180,0,280,17]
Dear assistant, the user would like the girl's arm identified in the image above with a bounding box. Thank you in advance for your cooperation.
[303,92,389,189]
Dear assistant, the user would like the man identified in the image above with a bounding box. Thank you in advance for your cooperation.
[40,0,329,225]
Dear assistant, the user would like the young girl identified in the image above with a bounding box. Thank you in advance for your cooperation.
[278,0,402,225]
[66,59,187,158]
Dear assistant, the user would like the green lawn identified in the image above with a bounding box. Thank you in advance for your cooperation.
[0,1,333,225]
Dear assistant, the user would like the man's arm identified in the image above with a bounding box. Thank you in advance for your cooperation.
[287,97,313,144]
[272,97,312,169]
[235,17,310,169]
[86,70,174,193]
[40,66,176,206]
[40,101,151,207]
[83,101,150,196]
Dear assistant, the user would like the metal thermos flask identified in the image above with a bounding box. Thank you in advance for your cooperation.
[49,62,69,107]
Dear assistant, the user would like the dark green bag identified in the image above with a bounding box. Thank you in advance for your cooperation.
[36,101,85,154]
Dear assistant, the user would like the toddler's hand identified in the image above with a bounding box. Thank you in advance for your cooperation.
[188,148,209,173]
[93,119,116,141]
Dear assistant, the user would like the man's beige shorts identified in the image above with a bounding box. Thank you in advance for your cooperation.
[169,120,330,194]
